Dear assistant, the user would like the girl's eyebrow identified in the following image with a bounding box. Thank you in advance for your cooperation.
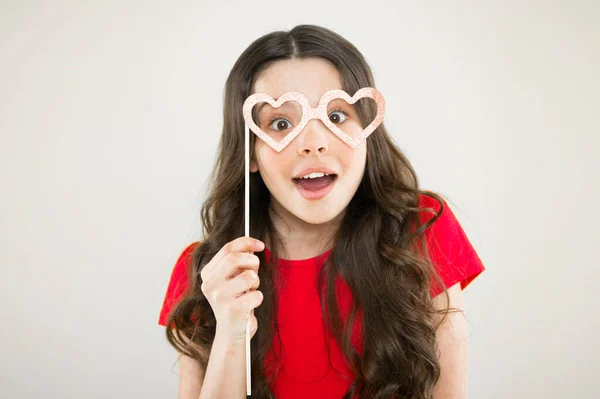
[256,102,269,115]
[256,100,297,115]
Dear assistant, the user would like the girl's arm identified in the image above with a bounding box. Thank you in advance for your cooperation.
[175,328,247,399]
[431,283,468,399]
[174,330,206,399]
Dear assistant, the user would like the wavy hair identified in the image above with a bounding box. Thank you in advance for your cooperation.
[165,24,459,399]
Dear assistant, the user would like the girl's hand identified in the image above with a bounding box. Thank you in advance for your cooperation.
[200,236,265,341]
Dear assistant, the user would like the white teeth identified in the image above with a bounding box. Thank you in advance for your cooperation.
[298,172,330,179]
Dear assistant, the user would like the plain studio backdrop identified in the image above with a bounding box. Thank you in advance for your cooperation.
[1,1,598,398]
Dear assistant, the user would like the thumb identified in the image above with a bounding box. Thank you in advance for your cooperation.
[248,313,258,338]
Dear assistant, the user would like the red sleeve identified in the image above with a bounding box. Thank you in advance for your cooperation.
[419,195,486,298]
[157,242,199,327]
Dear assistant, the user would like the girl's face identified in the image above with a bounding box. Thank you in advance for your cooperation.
[249,57,367,238]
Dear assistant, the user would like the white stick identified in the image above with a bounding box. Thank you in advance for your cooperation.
[245,122,252,396]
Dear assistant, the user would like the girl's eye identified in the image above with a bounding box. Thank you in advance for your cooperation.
[268,117,292,132]
[329,109,348,124]
[267,109,348,131]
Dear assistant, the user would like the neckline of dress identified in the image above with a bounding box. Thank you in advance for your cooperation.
[263,246,333,267]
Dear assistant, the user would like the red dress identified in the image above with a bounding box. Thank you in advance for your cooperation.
[158,195,486,398]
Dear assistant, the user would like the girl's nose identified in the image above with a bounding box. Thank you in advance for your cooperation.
[297,119,331,154]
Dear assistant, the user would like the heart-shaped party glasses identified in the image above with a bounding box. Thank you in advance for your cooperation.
[242,87,386,152]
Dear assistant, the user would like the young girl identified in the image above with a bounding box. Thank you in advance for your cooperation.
[158,24,485,399]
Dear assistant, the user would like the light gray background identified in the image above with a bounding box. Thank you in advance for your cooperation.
[1,1,598,398]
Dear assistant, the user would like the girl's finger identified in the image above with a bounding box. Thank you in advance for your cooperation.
[203,236,264,279]
[226,269,260,298]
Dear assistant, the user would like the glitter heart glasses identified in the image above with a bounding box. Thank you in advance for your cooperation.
[242,87,386,152]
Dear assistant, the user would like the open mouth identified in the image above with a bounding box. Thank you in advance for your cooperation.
[292,174,338,192]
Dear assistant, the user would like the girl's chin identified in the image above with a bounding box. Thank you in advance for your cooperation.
[287,203,344,225]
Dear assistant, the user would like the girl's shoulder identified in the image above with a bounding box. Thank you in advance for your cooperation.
[169,241,201,287]
[416,193,486,296]
[157,241,201,327]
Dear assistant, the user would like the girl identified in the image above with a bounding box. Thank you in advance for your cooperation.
[158,24,485,399]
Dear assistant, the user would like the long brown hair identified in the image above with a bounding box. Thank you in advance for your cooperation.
[165,24,459,399]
